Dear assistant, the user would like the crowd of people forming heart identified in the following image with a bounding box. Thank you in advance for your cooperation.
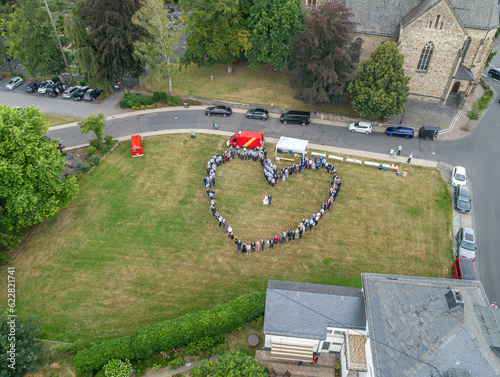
[204,145,341,255]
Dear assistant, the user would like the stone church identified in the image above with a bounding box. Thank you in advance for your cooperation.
[303,0,499,104]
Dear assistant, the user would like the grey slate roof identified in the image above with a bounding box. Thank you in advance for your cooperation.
[263,280,366,340]
[362,273,500,377]
[475,306,500,354]
[454,65,475,81]
[345,0,499,37]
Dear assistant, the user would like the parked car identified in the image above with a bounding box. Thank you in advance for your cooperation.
[348,122,372,134]
[5,77,24,90]
[418,126,440,140]
[454,185,471,213]
[451,166,467,187]
[205,106,232,117]
[37,80,53,94]
[452,257,477,280]
[385,126,414,138]
[488,68,500,80]
[280,110,311,126]
[83,88,102,101]
[246,108,269,120]
[131,135,144,157]
[47,82,68,97]
[73,86,90,101]
[455,228,477,261]
[62,86,81,99]
[25,81,42,93]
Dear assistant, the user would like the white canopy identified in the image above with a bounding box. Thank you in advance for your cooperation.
[275,136,309,158]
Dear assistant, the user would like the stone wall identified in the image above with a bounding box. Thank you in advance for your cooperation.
[353,33,396,63]
[462,28,497,80]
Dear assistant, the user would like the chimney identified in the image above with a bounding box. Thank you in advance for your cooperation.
[445,290,464,314]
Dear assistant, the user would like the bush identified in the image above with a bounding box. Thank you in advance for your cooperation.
[103,359,133,377]
[16,73,24,79]
[478,90,493,110]
[90,154,101,166]
[81,162,92,172]
[90,138,101,148]
[104,135,113,145]
[191,351,268,377]
[480,80,490,90]
[172,96,182,105]
[119,100,128,109]
[121,93,155,108]
[102,146,111,154]
[79,80,86,86]
[188,100,203,106]
[94,370,106,377]
[74,291,266,373]
[152,91,167,102]
[168,357,184,369]
[184,334,225,356]
[0,251,11,266]
[86,146,97,157]
[51,76,60,82]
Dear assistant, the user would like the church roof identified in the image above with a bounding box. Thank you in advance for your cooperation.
[454,65,475,81]
[346,0,499,37]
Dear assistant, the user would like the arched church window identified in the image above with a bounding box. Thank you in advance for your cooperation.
[460,37,471,62]
[434,15,440,29]
[417,42,434,72]
[428,21,433,28]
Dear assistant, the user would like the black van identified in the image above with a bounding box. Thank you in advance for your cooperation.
[418,126,440,140]
[280,110,311,126]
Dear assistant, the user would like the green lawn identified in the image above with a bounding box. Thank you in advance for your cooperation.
[0,134,452,343]
[43,113,80,127]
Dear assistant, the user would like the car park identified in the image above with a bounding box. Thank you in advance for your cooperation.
[5,77,24,90]
[451,166,466,187]
[62,86,81,99]
[37,80,53,94]
[455,228,477,261]
[47,82,68,97]
[385,126,414,138]
[280,110,310,126]
[488,68,500,80]
[246,108,269,120]
[73,86,90,101]
[83,88,102,101]
[454,185,471,213]
[205,106,232,117]
[25,81,42,93]
[451,257,477,280]
[348,121,372,134]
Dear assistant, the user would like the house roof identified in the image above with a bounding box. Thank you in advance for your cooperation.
[475,306,500,354]
[345,0,499,37]
[454,65,475,81]
[263,280,366,340]
[362,273,500,377]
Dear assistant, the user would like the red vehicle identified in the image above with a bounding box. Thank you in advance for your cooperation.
[451,257,477,280]
[227,130,265,149]
[131,135,143,157]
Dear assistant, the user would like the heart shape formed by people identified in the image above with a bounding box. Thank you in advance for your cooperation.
[203,147,341,254]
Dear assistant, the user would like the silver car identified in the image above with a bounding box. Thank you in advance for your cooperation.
[455,228,477,261]
[37,80,53,94]
[348,121,372,134]
[62,86,81,99]
[5,77,24,90]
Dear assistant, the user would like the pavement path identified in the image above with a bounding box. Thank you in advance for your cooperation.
[144,356,217,377]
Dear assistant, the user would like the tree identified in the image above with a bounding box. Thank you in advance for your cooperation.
[191,351,268,377]
[0,106,79,245]
[79,113,107,143]
[348,42,410,118]
[465,101,480,128]
[132,0,180,93]
[3,0,66,78]
[289,0,360,106]
[180,0,250,73]
[78,0,144,88]
[247,0,303,71]
[0,310,42,377]
[486,48,497,67]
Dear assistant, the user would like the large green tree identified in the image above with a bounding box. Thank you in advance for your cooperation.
[78,113,107,143]
[289,0,360,105]
[0,310,42,377]
[0,105,79,248]
[3,0,65,78]
[180,0,249,73]
[132,0,179,93]
[247,0,303,71]
[78,0,144,87]
[348,42,410,118]
[191,351,268,377]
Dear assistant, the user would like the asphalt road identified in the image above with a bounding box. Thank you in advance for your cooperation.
[2,68,499,304]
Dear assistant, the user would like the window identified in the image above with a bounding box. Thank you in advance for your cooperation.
[321,342,331,350]
[434,15,440,29]
[428,21,433,28]
[460,37,471,62]
[417,42,434,72]
[306,0,316,5]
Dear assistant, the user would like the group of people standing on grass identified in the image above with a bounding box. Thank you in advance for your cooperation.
[204,146,341,255]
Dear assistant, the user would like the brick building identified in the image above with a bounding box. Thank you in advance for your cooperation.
[304,0,499,104]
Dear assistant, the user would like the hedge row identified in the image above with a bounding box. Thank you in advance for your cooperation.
[74,291,266,373]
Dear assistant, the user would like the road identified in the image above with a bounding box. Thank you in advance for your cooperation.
[2,69,499,304]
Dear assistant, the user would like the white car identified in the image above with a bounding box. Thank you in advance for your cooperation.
[5,77,24,90]
[348,121,372,134]
[37,80,53,94]
[451,166,467,187]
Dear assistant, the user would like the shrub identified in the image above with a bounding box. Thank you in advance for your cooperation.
[86,146,97,157]
[152,91,167,102]
[90,154,101,166]
[81,162,92,172]
[102,146,111,154]
[184,334,225,356]
[16,73,24,79]
[480,80,490,90]
[89,138,101,148]
[95,370,106,377]
[191,351,268,377]
[104,135,113,145]
[166,96,173,106]
[0,252,11,266]
[119,100,128,109]
[103,359,133,377]
[79,80,86,86]
[74,291,266,373]
[121,93,155,108]
[168,357,184,369]
[172,96,182,105]
[51,76,60,82]
[478,90,493,110]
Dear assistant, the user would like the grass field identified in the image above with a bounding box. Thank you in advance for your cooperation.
[140,62,374,117]
[43,113,80,127]
[1,134,452,343]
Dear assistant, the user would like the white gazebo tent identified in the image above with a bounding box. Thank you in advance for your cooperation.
[274,136,309,159]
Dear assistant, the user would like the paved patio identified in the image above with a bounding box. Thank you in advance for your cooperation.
[256,350,338,377]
